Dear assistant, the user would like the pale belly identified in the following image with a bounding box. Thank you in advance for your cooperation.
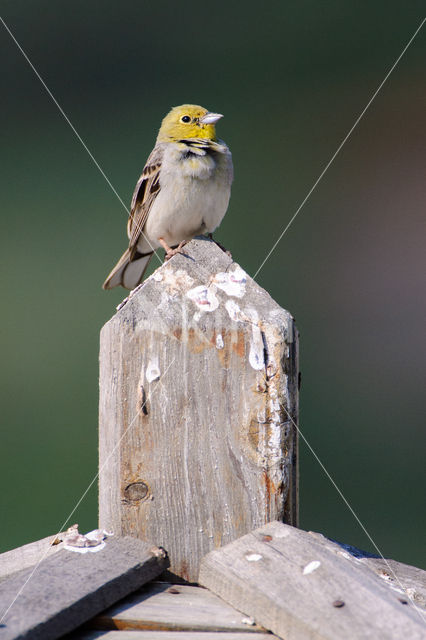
[137,151,232,252]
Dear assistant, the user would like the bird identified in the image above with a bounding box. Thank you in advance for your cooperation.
[103,104,233,290]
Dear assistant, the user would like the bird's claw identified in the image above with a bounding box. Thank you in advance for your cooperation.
[159,238,187,260]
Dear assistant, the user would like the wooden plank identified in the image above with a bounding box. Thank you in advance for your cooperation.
[361,557,426,610]
[199,521,426,640]
[0,532,66,580]
[90,581,266,633]
[69,631,279,639]
[99,236,299,583]
[0,537,168,640]
[309,532,426,611]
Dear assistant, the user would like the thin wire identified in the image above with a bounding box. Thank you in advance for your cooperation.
[0,355,176,624]
[0,16,162,266]
[253,16,426,280]
[283,406,426,624]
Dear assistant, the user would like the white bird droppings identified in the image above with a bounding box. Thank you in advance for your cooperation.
[187,285,219,312]
[213,266,247,298]
[245,553,263,562]
[63,527,113,554]
[274,528,290,538]
[64,544,106,554]
[249,333,264,370]
[157,267,195,293]
[247,308,265,371]
[303,560,321,575]
[225,299,242,322]
[146,358,161,382]
[216,334,224,349]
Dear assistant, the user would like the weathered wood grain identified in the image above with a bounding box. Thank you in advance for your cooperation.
[309,532,426,611]
[199,521,426,640]
[0,532,66,580]
[99,237,299,582]
[70,631,279,639]
[91,581,266,632]
[0,537,168,640]
[361,557,426,610]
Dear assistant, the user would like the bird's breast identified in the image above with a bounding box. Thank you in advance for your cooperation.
[180,153,216,178]
[140,143,232,250]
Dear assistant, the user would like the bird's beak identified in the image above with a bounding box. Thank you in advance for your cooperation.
[199,112,223,124]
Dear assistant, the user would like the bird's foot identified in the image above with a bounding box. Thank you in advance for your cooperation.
[159,238,187,260]
[208,234,232,258]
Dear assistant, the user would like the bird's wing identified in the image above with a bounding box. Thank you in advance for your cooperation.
[127,144,164,257]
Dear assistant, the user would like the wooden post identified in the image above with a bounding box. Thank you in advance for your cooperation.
[99,236,298,582]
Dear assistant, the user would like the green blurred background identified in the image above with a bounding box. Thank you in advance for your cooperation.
[1,1,425,567]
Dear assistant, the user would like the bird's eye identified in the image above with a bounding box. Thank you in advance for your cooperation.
[181,115,191,123]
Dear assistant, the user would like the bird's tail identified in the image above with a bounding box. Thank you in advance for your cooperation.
[102,249,153,290]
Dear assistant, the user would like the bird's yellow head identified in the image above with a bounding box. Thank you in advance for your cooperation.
[157,104,223,143]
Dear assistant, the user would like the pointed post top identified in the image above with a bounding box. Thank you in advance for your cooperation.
[107,236,294,342]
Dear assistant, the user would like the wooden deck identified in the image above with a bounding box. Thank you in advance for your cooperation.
[71,581,278,639]
[2,522,425,640]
